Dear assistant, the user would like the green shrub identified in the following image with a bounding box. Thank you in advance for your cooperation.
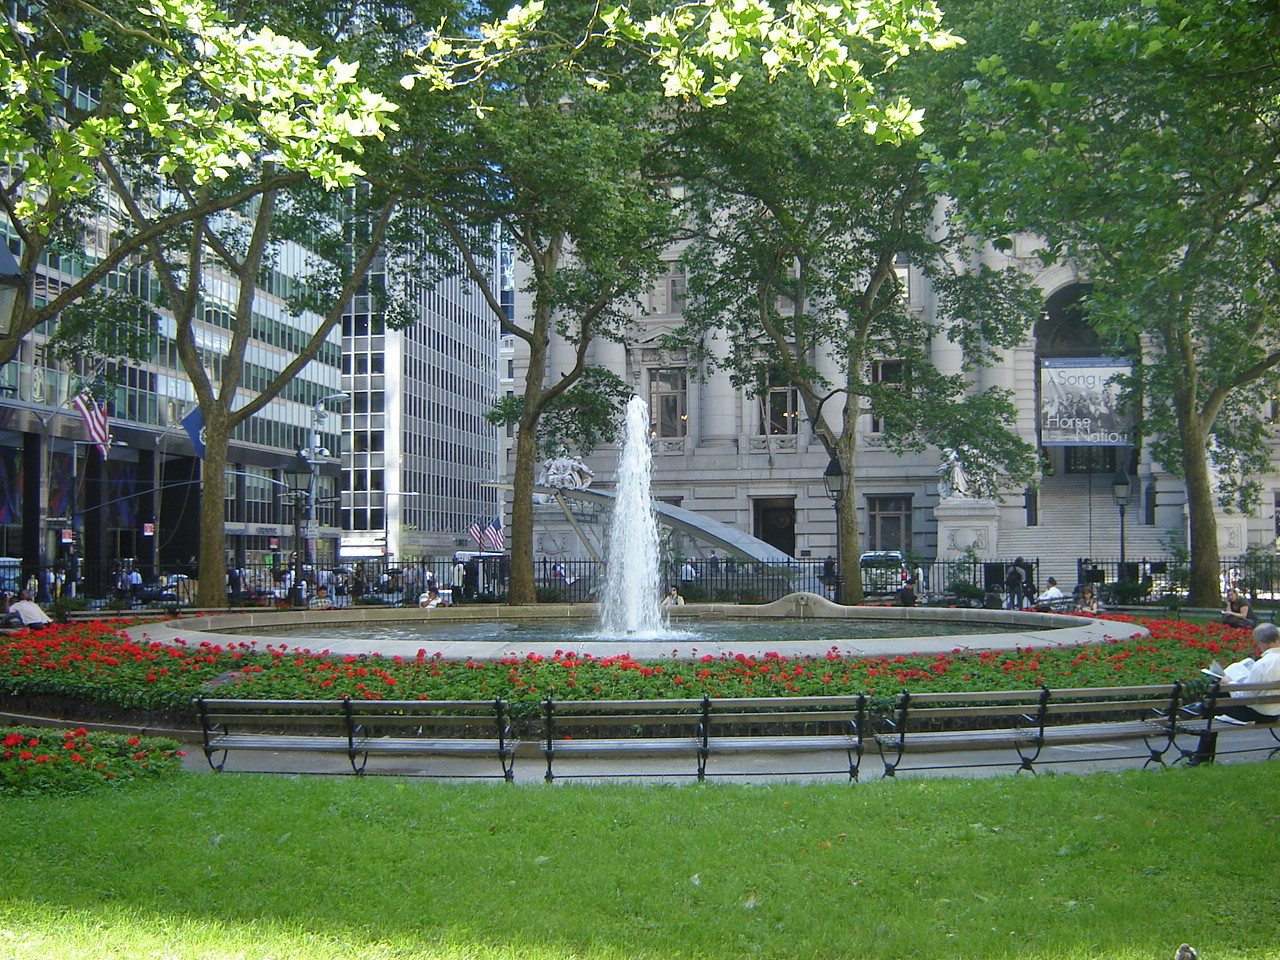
[947,579,986,604]
[1108,578,1150,605]
[48,596,91,623]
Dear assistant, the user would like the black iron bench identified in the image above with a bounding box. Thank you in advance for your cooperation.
[193,696,516,779]
[872,683,1193,777]
[1170,680,1280,764]
[540,694,870,782]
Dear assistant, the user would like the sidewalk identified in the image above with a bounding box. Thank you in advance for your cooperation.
[178,724,1280,783]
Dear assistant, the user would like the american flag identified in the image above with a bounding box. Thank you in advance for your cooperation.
[466,517,484,547]
[72,388,112,458]
[482,516,504,552]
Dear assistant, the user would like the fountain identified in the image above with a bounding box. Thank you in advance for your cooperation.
[596,396,667,639]
[144,398,1142,657]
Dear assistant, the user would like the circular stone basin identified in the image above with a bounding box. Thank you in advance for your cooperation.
[140,593,1146,662]
[233,616,1027,646]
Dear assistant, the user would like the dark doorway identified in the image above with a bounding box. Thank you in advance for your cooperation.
[867,495,912,552]
[753,498,795,558]
[1064,447,1118,474]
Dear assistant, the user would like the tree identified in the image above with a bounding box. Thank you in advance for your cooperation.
[133,0,483,606]
[670,69,1039,602]
[944,0,1280,605]
[0,0,397,367]
[423,5,681,605]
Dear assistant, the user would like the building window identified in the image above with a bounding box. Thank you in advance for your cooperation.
[870,359,904,434]
[867,495,911,552]
[654,261,686,314]
[759,378,800,435]
[649,368,687,437]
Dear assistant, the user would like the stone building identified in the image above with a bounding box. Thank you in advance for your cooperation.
[503,245,1280,590]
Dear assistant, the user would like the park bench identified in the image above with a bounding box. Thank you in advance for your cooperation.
[871,683,1193,777]
[190,683,1278,782]
[193,696,516,779]
[1169,680,1280,764]
[539,694,869,782]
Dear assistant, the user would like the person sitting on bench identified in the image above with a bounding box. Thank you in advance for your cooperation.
[894,578,917,607]
[1214,623,1280,723]
[1222,588,1257,630]
[4,589,52,629]
[1074,584,1099,614]
[1033,577,1065,612]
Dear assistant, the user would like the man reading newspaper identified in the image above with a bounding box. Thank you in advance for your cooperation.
[1204,622,1280,723]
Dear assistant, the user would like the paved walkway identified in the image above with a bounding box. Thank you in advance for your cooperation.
[177,721,1279,783]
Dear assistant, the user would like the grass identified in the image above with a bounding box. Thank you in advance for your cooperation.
[2,764,1279,959]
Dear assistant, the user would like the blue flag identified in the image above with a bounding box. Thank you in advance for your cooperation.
[182,406,206,458]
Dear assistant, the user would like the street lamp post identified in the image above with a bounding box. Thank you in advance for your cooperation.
[284,393,347,605]
[69,438,127,598]
[0,242,24,339]
[1111,468,1132,581]
[823,457,845,603]
[383,491,422,562]
[283,455,314,606]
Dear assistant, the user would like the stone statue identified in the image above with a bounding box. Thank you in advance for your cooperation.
[541,455,595,490]
[938,448,970,500]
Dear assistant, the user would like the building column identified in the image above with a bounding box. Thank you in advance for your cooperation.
[699,333,736,448]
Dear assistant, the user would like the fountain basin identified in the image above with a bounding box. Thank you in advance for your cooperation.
[131,593,1146,662]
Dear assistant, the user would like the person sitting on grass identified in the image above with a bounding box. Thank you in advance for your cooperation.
[3,589,52,629]
[1222,588,1257,630]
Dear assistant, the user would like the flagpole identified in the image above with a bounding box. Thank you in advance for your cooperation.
[32,375,108,598]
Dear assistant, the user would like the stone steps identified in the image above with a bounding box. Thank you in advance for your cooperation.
[997,476,1171,587]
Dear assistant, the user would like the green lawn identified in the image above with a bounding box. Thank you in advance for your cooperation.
[2,764,1277,959]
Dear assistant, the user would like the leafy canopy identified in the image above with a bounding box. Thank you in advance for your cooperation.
[408,0,963,143]
[1,0,397,233]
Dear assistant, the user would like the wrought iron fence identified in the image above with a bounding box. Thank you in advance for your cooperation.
[5,552,1278,611]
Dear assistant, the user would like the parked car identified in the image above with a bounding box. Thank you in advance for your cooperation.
[859,551,910,595]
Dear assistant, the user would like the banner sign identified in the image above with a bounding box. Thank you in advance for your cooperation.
[1040,357,1132,446]
[182,406,206,458]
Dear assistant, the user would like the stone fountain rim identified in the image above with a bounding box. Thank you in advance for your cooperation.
[130,592,1146,661]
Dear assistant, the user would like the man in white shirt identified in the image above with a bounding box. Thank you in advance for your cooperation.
[1033,577,1065,611]
[5,590,52,629]
[1214,623,1280,721]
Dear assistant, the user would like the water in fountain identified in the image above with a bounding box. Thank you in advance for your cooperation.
[596,396,668,639]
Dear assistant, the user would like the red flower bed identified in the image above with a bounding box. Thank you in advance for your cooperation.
[0,725,185,796]
[0,616,1257,709]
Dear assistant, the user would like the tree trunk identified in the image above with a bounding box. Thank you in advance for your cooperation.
[196,414,230,608]
[836,437,864,605]
[1180,417,1221,608]
[507,423,541,605]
